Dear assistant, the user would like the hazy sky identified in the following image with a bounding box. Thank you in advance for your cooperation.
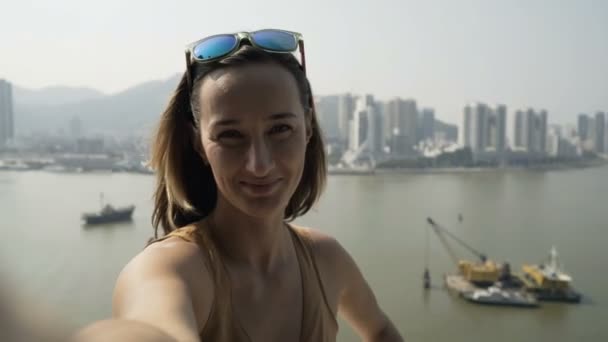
[1,0,607,124]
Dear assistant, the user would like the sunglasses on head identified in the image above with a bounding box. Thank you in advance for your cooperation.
[184,29,306,89]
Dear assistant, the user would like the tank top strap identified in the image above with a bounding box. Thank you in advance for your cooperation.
[287,224,339,341]
[146,225,199,246]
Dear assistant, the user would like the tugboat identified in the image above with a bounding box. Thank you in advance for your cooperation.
[82,193,135,225]
[521,247,582,303]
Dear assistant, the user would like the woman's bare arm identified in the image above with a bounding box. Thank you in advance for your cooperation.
[304,229,404,342]
[75,237,212,342]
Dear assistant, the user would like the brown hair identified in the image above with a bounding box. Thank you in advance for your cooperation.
[149,45,326,237]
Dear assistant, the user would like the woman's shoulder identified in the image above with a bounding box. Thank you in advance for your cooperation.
[288,224,357,310]
[289,224,349,269]
[120,224,212,286]
[113,225,214,337]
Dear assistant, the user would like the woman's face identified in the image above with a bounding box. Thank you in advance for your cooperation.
[196,62,311,219]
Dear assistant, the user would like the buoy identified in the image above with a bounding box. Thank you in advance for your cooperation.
[423,268,431,289]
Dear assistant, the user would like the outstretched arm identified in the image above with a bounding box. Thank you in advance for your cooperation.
[302,227,404,342]
[74,238,212,342]
[334,241,403,342]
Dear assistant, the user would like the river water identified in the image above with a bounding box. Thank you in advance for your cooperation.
[1,167,606,341]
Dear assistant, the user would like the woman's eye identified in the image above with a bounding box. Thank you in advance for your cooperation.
[269,124,293,135]
[217,130,243,140]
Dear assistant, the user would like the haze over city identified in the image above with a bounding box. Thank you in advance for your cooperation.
[2,0,608,125]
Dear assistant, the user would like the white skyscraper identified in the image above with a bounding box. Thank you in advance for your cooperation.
[463,102,488,153]
[462,103,507,155]
[344,95,381,164]
[348,101,367,152]
[337,93,355,146]
[0,79,14,147]
[518,108,548,154]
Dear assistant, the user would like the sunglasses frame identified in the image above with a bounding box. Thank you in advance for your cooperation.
[184,29,307,90]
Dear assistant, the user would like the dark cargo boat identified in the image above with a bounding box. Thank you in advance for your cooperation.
[82,193,135,225]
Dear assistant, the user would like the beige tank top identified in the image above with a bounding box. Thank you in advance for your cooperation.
[151,222,338,342]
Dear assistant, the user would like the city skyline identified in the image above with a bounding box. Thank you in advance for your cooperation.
[315,92,608,166]
[1,0,607,126]
[6,73,606,151]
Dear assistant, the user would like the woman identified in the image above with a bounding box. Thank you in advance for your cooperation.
[77,29,402,342]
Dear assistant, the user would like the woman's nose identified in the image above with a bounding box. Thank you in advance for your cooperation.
[245,138,275,177]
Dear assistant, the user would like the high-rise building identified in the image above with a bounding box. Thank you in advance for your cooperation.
[462,104,472,147]
[519,108,548,154]
[420,108,435,142]
[315,95,340,141]
[578,114,590,142]
[493,105,507,153]
[539,109,548,153]
[463,103,485,152]
[471,103,488,152]
[385,97,418,155]
[371,101,384,155]
[343,95,382,164]
[337,93,355,145]
[462,103,507,155]
[594,112,605,153]
[514,110,524,148]
[547,125,578,158]
[0,79,14,147]
[402,99,418,148]
[349,105,368,152]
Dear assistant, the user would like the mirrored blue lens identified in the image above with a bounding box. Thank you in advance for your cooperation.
[251,30,297,52]
[193,35,238,60]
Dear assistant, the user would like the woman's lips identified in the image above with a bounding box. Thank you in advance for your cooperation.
[240,179,282,196]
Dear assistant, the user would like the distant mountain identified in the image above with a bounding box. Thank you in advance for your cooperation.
[13,85,105,107]
[14,73,182,135]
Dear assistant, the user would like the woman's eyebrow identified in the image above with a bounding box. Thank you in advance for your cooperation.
[209,118,240,127]
[209,112,296,127]
[268,112,297,120]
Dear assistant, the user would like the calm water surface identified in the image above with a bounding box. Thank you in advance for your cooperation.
[1,167,606,341]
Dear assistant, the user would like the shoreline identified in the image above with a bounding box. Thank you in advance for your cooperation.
[2,159,606,176]
[330,159,608,175]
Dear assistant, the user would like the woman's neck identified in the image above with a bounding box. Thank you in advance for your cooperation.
[206,199,292,274]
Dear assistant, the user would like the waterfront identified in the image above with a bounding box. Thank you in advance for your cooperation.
[1,167,607,341]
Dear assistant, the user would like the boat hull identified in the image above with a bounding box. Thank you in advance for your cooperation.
[531,289,582,303]
[445,274,539,308]
[83,206,135,225]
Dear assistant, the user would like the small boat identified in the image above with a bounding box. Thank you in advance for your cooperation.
[82,193,135,225]
[461,286,539,308]
[445,274,539,308]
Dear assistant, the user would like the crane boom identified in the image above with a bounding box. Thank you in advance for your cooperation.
[426,217,487,262]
